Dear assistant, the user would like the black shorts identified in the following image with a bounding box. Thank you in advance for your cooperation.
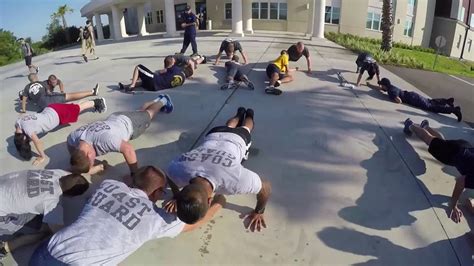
[428,138,472,166]
[25,55,32,66]
[137,64,156,91]
[38,93,67,110]
[266,64,284,80]
[207,126,251,145]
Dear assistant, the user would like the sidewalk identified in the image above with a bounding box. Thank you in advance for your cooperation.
[0,32,473,265]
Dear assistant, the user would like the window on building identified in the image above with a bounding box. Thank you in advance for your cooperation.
[225,2,232,20]
[146,12,153,24]
[156,10,164,24]
[403,17,413,37]
[458,7,465,21]
[468,39,472,52]
[407,0,416,16]
[366,12,381,31]
[325,6,340,24]
[251,1,287,20]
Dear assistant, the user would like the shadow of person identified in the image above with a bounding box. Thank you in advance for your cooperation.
[338,133,448,230]
[14,98,40,114]
[317,227,473,265]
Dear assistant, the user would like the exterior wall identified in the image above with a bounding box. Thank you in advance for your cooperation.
[463,29,474,61]
[338,0,369,35]
[146,1,166,33]
[206,0,231,30]
[412,0,436,47]
[286,0,311,33]
[430,16,457,55]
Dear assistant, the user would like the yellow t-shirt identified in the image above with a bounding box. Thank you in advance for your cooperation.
[273,54,289,73]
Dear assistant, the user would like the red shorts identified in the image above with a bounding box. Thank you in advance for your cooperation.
[48,103,80,125]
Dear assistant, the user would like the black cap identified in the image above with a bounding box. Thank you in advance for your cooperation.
[378,78,391,87]
[185,5,191,11]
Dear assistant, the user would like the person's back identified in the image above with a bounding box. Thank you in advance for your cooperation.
[272,53,289,73]
[16,107,60,137]
[153,65,186,90]
[67,114,133,156]
[45,179,184,265]
[287,44,309,62]
[22,81,48,103]
[0,170,65,218]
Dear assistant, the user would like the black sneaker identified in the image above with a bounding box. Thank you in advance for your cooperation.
[274,80,281,88]
[83,55,88,62]
[93,98,107,113]
[118,82,125,90]
[201,55,207,64]
[454,106,462,122]
[447,98,455,107]
[93,84,100,96]
[241,76,255,90]
[190,53,200,57]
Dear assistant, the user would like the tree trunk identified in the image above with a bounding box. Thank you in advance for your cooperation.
[381,0,393,52]
[61,15,68,29]
[62,15,71,43]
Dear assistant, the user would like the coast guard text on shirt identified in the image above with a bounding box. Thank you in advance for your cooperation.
[177,147,236,167]
[27,170,55,198]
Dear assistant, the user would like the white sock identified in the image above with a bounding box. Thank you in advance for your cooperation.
[154,96,167,106]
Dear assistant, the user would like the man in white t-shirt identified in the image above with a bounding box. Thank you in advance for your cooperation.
[0,169,89,260]
[29,166,225,265]
[68,95,173,175]
[166,107,272,232]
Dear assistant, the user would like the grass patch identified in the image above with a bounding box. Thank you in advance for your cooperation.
[325,32,474,78]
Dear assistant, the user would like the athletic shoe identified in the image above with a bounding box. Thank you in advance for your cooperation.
[447,98,455,107]
[118,82,125,90]
[83,55,88,62]
[454,106,462,122]
[0,241,7,261]
[420,119,429,129]
[93,98,107,113]
[221,81,235,90]
[241,75,255,90]
[190,53,200,57]
[264,86,282,95]
[93,84,99,96]
[157,94,174,113]
[403,118,413,136]
[274,80,282,88]
[201,55,207,64]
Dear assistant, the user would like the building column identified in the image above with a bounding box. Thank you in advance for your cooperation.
[306,0,315,37]
[312,0,326,39]
[136,4,149,36]
[111,5,127,39]
[107,13,114,39]
[94,13,104,41]
[230,0,244,37]
[243,0,253,34]
[164,0,179,37]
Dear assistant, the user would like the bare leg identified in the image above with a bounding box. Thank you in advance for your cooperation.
[65,90,94,101]
[142,101,164,120]
[426,126,444,140]
[269,73,279,86]
[78,100,95,112]
[226,116,240,128]
[280,74,293,84]
[409,124,436,146]
[129,66,141,88]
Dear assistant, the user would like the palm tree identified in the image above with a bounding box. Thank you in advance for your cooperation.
[380,0,393,52]
[52,4,74,29]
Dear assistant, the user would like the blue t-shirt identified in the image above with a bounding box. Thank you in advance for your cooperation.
[182,12,197,35]
[153,65,186,90]
[456,148,474,188]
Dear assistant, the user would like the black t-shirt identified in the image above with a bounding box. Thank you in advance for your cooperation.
[219,40,243,54]
[360,62,380,77]
[287,45,310,62]
[173,54,189,67]
[22,81,48,103]
[456,147,474,188]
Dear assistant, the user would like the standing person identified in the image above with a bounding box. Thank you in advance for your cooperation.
[83,20,98,62]
[29,166,225,265]
[166,107,272,232]
[377,78,463,122]
[14,98,107,165]
[402,119,473,224]
[356,52,380,86]
[264,50,293,95]
[214,38,248,65]
[67,95,174,175]
[221,55,254,90]
[19,38,38,73]
[0,169,89,261]
[20,74,100,113]
[77,26,88,62]
[286,42,311,73]
[179,6,198,56]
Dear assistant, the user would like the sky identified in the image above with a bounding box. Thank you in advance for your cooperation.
[0,0,97,41]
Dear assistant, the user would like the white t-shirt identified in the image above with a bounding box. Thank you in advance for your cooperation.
[168,132,262,195]
[47,179,185,265]
[16,107,60,138]
[67,114,133,156]
[0,170,66,225]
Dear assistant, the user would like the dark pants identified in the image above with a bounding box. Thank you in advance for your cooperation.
[180,33,197,54]
[225,61,245,81]
[426,98,456,114]
[29,240,67,266]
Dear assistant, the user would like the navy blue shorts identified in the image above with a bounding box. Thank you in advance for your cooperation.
[266,64,284,80]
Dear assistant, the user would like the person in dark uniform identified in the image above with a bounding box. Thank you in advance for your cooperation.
[402,119,473,224]
[356,52,380,86]
[179,6,199,56]
[286,42,311,73]
[378,78,462,122]
[214,38,248,65]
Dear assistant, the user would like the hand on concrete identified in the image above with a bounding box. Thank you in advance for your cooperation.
[163,199,177,213]
[244,212,266,232]
[32,156,47,166]
[211,194,226,207]
[447,205,463,223]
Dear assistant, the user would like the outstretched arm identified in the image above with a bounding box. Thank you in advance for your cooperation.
[240,51,248,65]
[356,73,363,87]
[306,56,312,73]
[214,52,222,65]
[120,141,138,175]
[58,79,65,93]
[21,96,27,113]
[183,195,226,232]
[246,178,272,232]
[447,176,466,223]
[30,133,47,166]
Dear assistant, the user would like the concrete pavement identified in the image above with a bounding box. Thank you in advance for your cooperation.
[0,31,473,265]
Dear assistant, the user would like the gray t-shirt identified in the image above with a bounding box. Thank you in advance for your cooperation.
[47,179,185,265]
[22,81,48,103]
[67,114,133,156]
[0,170,66,227]
[21,43,32,57]
[168,132,262,195]
[15,107,60,138]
